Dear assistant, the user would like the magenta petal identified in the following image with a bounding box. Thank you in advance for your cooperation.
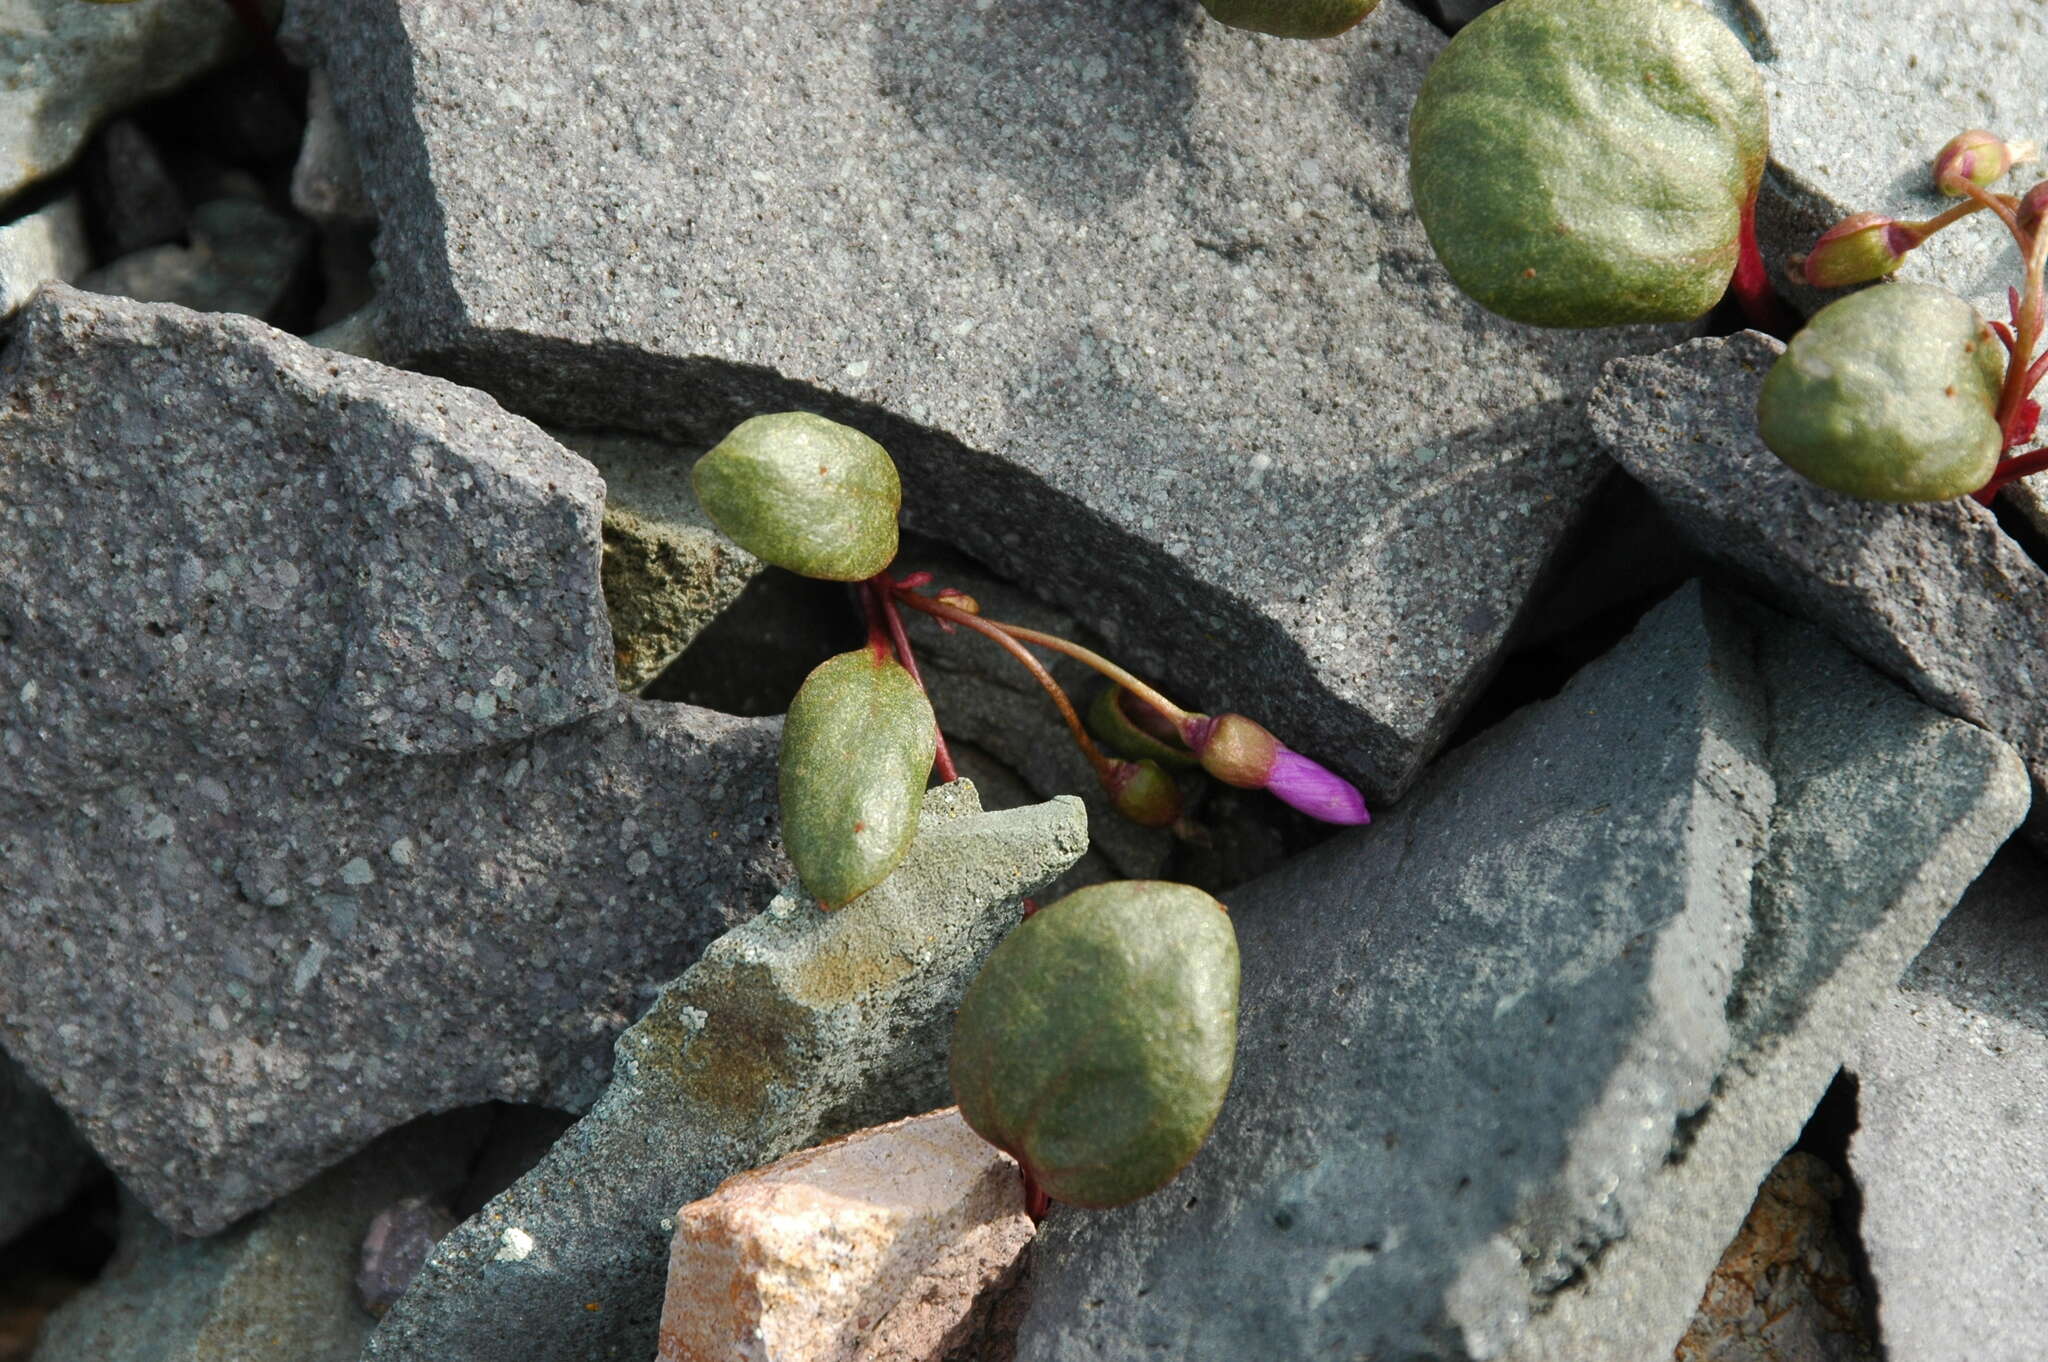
[1265,749,1370,825]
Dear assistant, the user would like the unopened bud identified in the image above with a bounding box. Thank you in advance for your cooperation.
[935,588,980,615]
[1103,759,1182,829]
[1790,213,1917,290]
[1179,713,1279,789]
[1934,130,2034,196]
[1088,686,1197,768]
[2019,181,2048,236]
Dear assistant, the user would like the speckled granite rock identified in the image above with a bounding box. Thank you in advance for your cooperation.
[0,0,241,200]
[31,1110,491,1362]
[1015,583,2027,1361]
[1592,332,2048,849]
[365,783,1087,1362]
[0,197,89,327]
[1721,0,2048,316]
[0,1048,96,1248]
[290,0,1679,804]
[292,70,376,229]
[0,287,786,1236]
[1847,844,2048,1362]
[550,430,763,692]
[78,198,313,323]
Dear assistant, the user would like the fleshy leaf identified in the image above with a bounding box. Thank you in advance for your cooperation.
[691,412,900,581]
[1409,0,1768,327]
[779,649,937,909]
[950,881,1239,1208]
[1758,283,2005,503]
[1198,0,1379,40]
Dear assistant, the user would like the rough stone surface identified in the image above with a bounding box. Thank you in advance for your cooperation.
[1014,583,2028,1361]
[292,70,376,229]
[364,782,1087,1362]
[1593,332,2048,848]
[78,198,313,323]
[0,1048,96,1248]
[658,1107,1033,1362]
[0,0,241,201]
[0,195,88,327]
[1721,0,2048,316]
[31,1110,490,1362]
[357,1196,460,1317]
[1674,1152,1878,1362]
[293,0,1680,803]
[0,287,786,1235]
[1846,843,2048,1362]
[81,119,187,259]
[551,429,763,692]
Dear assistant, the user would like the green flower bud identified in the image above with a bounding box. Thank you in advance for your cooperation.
[1934,130,2032,196]
[1103,759,1183,829]
[1087,686,1198,769]
[691,413,900,582]
[1789,213,1916,290]
[1409,0,1768,328]
[1179,713,1280,789]
[1758,283,2005,503]
[1198,0,1379,40]
[950,881,1239,1209]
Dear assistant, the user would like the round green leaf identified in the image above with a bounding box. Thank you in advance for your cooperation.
[1199,0,1379,40]
[780,649,937,909]
[691,413,901,581]
[1409,0,1768,328]
[950,881,1239,1208]
[1757,283,2005,503]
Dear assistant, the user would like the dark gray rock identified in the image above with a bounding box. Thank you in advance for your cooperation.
[1847,844,2048,1362]
[357,1196,460,1318]
[82,119,187,259]
[0,287,786,1236]
[291,0,1677,804]
[78,198,313,323]
[1015,583,2027,1361]
[364,781,1087,1362]
[1723,0,2048,316]
[1592,332,2048,848]
[31,1110,491,1362]
[0,195,88,326]
[0,1048,97,1248]
[0,0,241,201]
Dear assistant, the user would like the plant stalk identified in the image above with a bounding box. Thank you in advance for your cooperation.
[865,577,957,783]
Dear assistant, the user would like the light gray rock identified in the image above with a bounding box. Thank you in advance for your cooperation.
[1719,0,2048,317]
[1015,583,2028,1362]
[0,0,241,201]
[292,70,376,229]
[0,287,787,1236]
[364,781,1088,1362]
[1847,844,2048,1362]
[0,1047,97,1248]
[550,430,764,693]
[0,195,89,327]
[78,198,313,322]
[292,0,1676,804]
[31,1110,491,1362]
[1591,331,2048,848]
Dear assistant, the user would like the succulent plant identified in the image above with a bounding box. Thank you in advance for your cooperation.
[692,412,900,581]
[1198,0,1379,40]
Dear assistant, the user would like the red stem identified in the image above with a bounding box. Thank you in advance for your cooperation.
[1730,197,1798,338]
[866,577,957,783]
[1975,447,2048,503]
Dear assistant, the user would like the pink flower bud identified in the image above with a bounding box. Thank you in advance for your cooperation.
[2018,181,2048,236]
[1179,713,1279,789]
[1790,214,1918,290]
[1934,130,2033,196]
[1265,750,1370,825]
[1102,759,1182,829]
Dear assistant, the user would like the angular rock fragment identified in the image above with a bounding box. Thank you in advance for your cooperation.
[0,197,89,328]
[81,119,187,259]
[659,1107,1033,1362]
[0,1049,96,1249]
[0,288,785,1235]
[1847,844,2048,1362]
[1014,583,2027,1361]
[1592,332,2048,848]
[31,1110,491,1362]
[78,198,313,322]
[292,0,1675,802]
[0,0,241,202]
[551,430,763,692]
[292,71,376,230]
[365,783,1086,1362]
[357,1196,460,1318]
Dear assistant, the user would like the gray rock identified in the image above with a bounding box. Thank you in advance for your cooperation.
[1591,332,2048,848]
[357,1196,461,1317]
[364,781,1088,1362]
[31,1110,492,1362]
[1846,844,2048,1362]
[83,119,188,259]
[0,1047,97,1248]
[1722,0,2048,317]
[0,287,786,1236]
[1014,582,2028,1361]
[292,70,376,229]
[292,0,1676,804]
[0,195,89,327]
[78,198,313,322]
[550,429,764,693]
[0,0,241,201]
